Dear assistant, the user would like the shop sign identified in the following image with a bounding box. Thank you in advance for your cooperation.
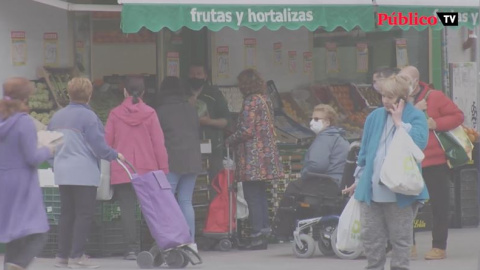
[376,6,478,30]
[121,4,375,33]
[11,31,27,66]
[44,32,58,66]
[244,38,257,69]
[166,52,180,77]
[216,46,229,78]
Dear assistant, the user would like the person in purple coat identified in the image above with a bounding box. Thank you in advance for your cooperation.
[0,77,55,270]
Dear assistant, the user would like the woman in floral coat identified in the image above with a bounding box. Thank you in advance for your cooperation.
[226,69,283,250]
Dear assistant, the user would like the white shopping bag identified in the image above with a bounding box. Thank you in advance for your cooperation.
[96,160,114,200]
[336,196,362,252]
[236,182,249,220]
[380,128,425,196]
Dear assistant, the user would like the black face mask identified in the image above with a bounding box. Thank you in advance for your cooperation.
[189,78,206,90]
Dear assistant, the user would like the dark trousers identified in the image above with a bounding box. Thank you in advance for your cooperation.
[242,181,270,235]
[57,185,97,259]
[423,164,451,250]
[114,183,139,252]
[4,233,47,268]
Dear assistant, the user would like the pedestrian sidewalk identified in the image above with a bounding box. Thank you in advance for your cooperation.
[2,227,479,270]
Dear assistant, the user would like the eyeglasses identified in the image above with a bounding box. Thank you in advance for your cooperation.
[312,117,326,121]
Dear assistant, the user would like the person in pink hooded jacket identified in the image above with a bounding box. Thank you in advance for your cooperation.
[105,76,169,260]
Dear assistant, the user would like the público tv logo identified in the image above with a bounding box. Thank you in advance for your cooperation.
[377,12,461,26]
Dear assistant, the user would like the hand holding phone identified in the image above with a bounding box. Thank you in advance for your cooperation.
[389,98,405,127]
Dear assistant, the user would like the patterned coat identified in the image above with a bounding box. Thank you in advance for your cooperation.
[226,94,283,182]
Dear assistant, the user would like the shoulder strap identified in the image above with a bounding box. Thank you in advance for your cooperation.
[424,90,433,101]
[256,94,276,136]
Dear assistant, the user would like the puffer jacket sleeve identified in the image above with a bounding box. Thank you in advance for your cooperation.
[431,91,464,132]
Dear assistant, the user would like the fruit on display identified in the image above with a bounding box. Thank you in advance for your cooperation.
[356,85,382,107]
[347,111,369,127]
[329,85,355,113]
[463,125,479,143]
[28,82,54,110]
[89,84,124,124]
[281,97,307,124]
[30,111,55,126]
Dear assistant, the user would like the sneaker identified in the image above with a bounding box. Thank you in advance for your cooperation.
[54,257,69,268]
[124,252,137,261]
[424,248,446,260]
[67,255,100,269]
[410,245,418,260]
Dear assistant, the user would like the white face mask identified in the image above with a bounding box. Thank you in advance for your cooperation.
[310,119,324,134]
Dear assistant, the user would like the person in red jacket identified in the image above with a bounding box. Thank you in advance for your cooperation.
[105,76,169,260]
[400,66,464,260]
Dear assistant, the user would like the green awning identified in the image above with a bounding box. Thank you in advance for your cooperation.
[120,3,375,33]
[376,5,479,31]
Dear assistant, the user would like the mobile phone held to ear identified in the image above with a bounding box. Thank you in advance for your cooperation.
[396,97,405,105]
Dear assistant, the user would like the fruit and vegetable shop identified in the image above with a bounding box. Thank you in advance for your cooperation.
[1,0,480,256]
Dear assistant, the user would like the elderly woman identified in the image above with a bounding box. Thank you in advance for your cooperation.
[48,78,124,268]
[225,69,283,250]
[0,78,55,270]
[301,104,349,186]
[343,74,429,270]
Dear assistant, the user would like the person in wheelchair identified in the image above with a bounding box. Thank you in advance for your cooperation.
[301,104,349,186]
[273,104,349,240]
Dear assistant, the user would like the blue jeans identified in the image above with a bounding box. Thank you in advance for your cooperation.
[242,181,270,236]
[166,172,197,241]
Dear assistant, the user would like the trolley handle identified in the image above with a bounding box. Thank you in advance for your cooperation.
[116,159,137,180]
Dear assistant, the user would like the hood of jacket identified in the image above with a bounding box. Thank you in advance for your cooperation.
[0,112,25,140]
[112,97,154,126]
[317,126,345,137]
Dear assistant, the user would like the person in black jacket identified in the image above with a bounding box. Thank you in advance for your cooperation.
[156,76,203,251]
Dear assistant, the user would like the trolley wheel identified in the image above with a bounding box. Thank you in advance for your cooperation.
[218,238,232,252]
[149,245,165,268]
[136,251,154,269]
[331,228,363,260]
[292,234,316,258]
[165,249,187,269]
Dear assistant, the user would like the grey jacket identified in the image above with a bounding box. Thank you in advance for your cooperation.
[156,95,203,174]
[301,126,349,185]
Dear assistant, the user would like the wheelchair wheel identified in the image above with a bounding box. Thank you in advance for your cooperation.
[292,234,316,258]
[317,225,335,256]
[331,228,363,260]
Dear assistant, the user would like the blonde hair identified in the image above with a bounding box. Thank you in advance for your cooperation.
[313,104,338,125]
[377,74,410,99]
[68,77,93,103]
[237,69,265,96]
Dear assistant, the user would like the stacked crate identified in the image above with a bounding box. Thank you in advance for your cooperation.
[450,166,479,228]
[238,147,307,240]
[39,186,142,258]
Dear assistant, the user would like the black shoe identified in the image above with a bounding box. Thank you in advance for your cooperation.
[237,236,268,251]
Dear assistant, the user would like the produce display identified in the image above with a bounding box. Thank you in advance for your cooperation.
[89,84,124,124]
[281,96,308,125]
[28,82,54,111]
[463,125,480,143]
[30,111,55,126]
[355,84,382,108]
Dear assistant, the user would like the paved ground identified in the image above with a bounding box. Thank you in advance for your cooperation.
[2,227,480,270]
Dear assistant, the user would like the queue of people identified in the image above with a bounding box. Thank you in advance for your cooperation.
[0,63,465,270]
